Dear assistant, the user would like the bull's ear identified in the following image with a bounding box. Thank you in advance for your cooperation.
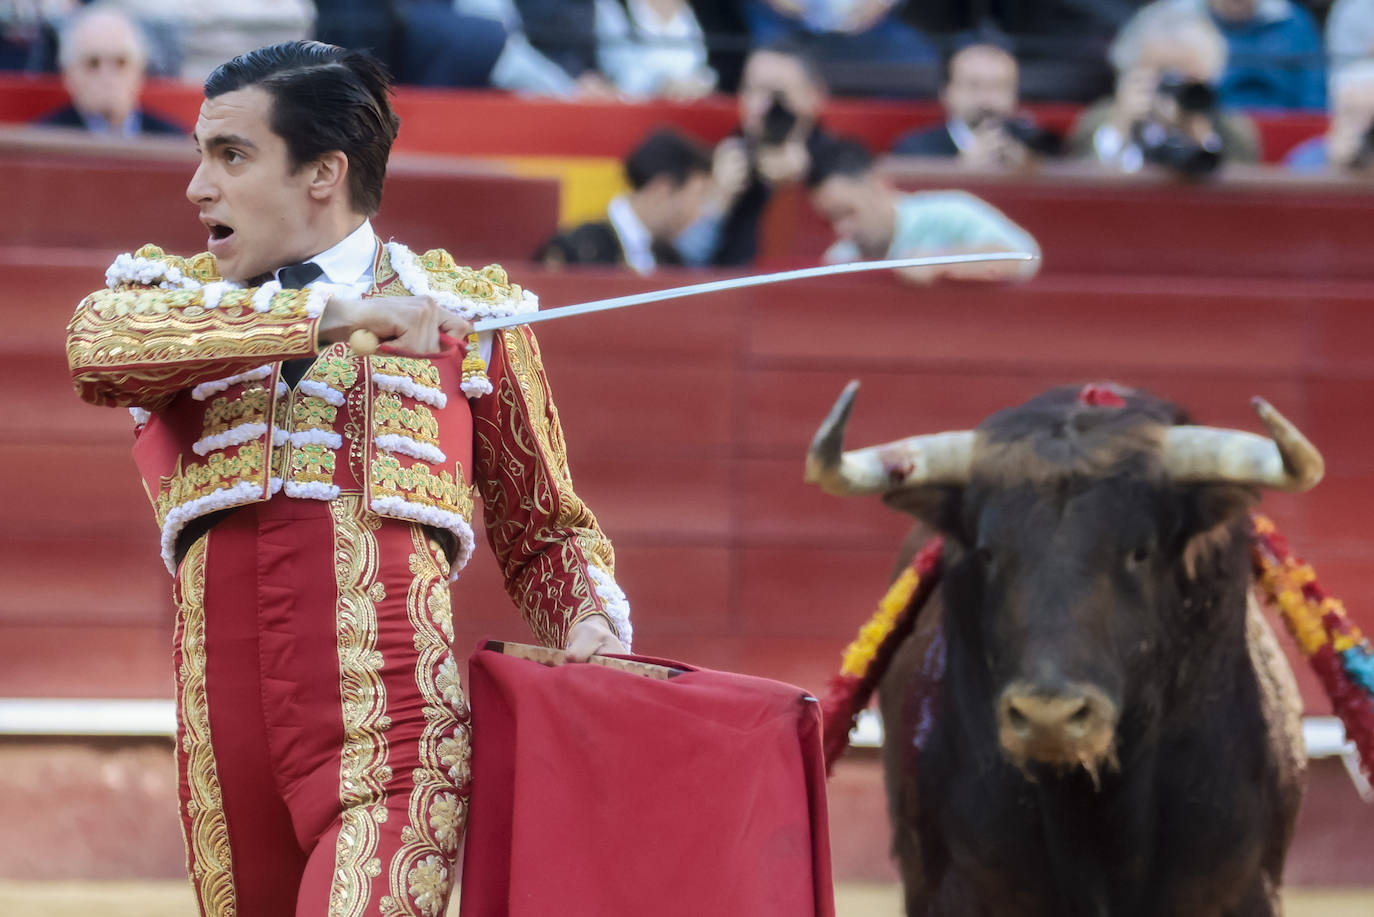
[1179,484,1258,577]
[882,485,966,538]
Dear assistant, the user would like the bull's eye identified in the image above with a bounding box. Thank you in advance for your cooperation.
[1127,545,1151,567]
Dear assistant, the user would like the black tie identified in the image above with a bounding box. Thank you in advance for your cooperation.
[276,261,325,387]
[277,260,324,290]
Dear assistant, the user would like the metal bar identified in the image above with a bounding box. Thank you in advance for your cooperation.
[472,251,1038,333]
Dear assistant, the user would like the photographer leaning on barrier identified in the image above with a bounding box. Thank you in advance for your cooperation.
[890,31,1061,169]
[1069,3,1260,177]
[1286,62,1374,174]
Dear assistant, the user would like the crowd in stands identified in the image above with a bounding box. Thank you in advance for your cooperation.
[4,0,1374,278]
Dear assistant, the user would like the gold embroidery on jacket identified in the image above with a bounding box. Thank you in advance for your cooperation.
[329,495,390,916]
[422,249,524,306]
[370,454,471,518]
[67,287,318,409]
[202,386,270,438]
[174,535,237,917]
[310,348,360,390]
[373,394,441,447]
[293,395,339,433]
[474,328,615,646]
[380,531,468,917]
[272,391,292,479]
[290,444,336,484]
[371,356,441,391]
[153,444,268,527]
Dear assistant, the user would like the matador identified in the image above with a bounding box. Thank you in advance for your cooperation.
[65,40,631,917]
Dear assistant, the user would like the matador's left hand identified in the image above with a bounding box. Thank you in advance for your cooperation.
[565,615,627,662]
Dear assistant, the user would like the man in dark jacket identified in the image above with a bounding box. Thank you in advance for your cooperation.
[538,128,712,273]
[35,5,182,136]
[891,32,1032,167]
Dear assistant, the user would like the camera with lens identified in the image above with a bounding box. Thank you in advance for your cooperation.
[1156,71,1217,115]
[1132,119,1222,177]
[1132,71,1223,177]
[761,93,799,146]
[999,116,1063,156]
[969,110,1062,156]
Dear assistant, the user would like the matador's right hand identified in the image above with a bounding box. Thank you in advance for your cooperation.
[318,295,473,355]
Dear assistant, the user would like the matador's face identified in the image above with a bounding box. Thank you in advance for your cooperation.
[186,86,321,282]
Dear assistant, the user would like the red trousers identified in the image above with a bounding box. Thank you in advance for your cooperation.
[171,494,471,917]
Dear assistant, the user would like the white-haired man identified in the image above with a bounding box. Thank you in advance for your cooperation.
[1068,2,1258,172]
[35,3,182,135]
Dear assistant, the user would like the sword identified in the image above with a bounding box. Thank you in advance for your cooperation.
[473,250,1037,333]
[346,251,1037,352]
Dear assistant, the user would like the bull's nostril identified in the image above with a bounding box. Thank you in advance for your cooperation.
[1067,703,1092,725]
[1006,703,1029,732]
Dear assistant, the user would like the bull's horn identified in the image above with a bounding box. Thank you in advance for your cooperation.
[805,381,975,496]
[1161,397,1324,492]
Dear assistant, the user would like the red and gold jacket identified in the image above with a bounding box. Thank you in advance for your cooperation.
[66,240,631,649]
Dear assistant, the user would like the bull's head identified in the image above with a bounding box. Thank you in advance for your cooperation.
[807,382,1322,782]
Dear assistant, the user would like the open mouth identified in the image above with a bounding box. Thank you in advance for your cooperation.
[208,222,234,241]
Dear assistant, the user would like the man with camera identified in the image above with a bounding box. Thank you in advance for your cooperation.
[676,40,832,266]
[1069,3,1258,176]
[890,33,1057,169]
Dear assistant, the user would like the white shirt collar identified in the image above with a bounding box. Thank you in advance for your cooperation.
[606,195,656,275]
[275,219,377,286]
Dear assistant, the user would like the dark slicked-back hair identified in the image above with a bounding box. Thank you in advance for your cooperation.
[624,128,712,190]
[205,41,399,216]
[805,135,874,189]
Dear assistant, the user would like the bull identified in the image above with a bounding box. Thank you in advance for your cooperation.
[807,383,1319,917]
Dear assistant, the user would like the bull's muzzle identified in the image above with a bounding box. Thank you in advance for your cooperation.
[997,681,1118,779]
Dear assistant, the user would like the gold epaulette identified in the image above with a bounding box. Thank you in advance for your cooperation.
[416,248,527,308]
[127,244,223,286]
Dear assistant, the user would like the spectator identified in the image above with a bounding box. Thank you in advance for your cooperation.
[742,0,937,71]
[1286,61,1374,171]
[537,128,713,272]
[1158,0,1324,109]
[1069,4,1259,174]
[597,0,717,99]
[34,3,181,135]
[678,40,832,266]
[106,0,314,83]
[314,1,505,88]
[2,0,79,72]
[462,0,715,99]
[807,135,1041,284]
[890,31,1057,169]
[1327,0,1374,73]
[457,0,618,97]
[690,0,750,91]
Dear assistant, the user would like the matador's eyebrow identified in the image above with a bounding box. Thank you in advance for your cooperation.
[193,132,259,152]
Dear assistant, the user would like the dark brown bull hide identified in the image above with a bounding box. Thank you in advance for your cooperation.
[814,385,1311,917]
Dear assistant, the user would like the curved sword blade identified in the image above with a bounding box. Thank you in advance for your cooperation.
[472,251,1038,333]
